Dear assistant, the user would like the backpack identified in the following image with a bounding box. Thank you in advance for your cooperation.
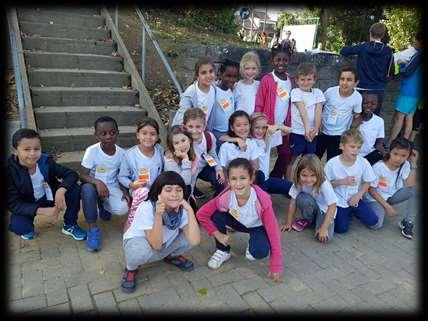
[204,131,213,152]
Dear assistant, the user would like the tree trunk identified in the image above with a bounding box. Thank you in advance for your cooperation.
[316,8,330,50]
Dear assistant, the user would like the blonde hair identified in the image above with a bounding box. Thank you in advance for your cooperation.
[239,51,261,79]
[340,128,364,146]
[296,62,317,78]
[291,154,325,194]
[250,112,269,152]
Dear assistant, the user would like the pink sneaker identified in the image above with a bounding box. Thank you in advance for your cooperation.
[292,218,311,232]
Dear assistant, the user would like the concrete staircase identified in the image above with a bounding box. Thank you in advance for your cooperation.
[17,6,148,169]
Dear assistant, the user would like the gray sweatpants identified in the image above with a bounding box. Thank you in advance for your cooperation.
[296,192,335,241]
[368,186,416,230]
[123,232,193,270]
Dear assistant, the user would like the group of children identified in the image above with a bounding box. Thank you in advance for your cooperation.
[7,22,420,294]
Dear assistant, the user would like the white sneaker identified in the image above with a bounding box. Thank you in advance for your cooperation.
[245,246,256,261]
[208,250,231,269]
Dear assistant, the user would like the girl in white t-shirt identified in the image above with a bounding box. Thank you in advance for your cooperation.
[282,154,337,243]
[164,125,199,209]
[121,171,200,293]
[366,137,418,239]
[250,112,293,197]
[234,51,261,115]
[218,110,264,184]
[119,118,164,231]
[80,116,130,252]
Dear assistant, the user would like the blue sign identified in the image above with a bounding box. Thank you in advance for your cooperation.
[240,8,250,20]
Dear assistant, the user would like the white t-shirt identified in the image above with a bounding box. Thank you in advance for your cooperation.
[31,164,46,201]
[324,155,376,208]
[234,80,260,115]
[211,86,235,132]
[228,187,262,228]
[272,72,292,125]
[358,115,385,157]
[218,138,263,168]
[321,86,362,136]
[119,144,164,190]
[196,82,216,120]
[289,180,337,217]
[253,131,283,179]
[81,143,125,186]
[291,87,325,135]
[365,160,411,202]
[123,200,189,247]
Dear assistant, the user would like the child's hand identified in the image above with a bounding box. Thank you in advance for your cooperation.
[95,180,109,199]
[385,204,397,217]
[315,226,329,243]
[280,125,292,135]
[155,198,166,217]
[304,128,312,142]
[237,138,247,151]
[280,223,293,232]
[180,199,193,212]
[214,232,230,247]
[308,128,317,141]
[347,194,361,207]
[344,176,356,186]
[409,149,419,165]
[216,170,225,184]
[131,179,147,190]
[54,187,67,211]
[267,271,282,283]
[174,150,188,160]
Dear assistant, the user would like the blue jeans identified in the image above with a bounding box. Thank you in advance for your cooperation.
[334,200,378,233]
[81,183,111,223]
[9,183,81,235]
[260,177,292,197]
[197,165,225,196]
[211,211,270,259]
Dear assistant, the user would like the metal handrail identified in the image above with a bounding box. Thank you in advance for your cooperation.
[7,10,26,128]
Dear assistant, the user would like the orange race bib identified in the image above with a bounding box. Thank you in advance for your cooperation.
[220,98,231,110]
[378,176,388,188]
[138,168,150,182]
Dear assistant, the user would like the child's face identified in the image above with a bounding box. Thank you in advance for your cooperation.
[172,133,191,154]
[362,94,378,117]
[339,71,358,95]
[252,118,268,139]
[95,121,118,148]
[296,73,316,92]
[299,168,317,188]
[228,166,253,197]
[197,64,215,88]
[340,140,362,160]
[243,61,258,81]
[14,137,42,169]
[184,118,205,141]
[388,148,411,168]
[136,125,158,149]
[220,66,238,90]
[272,52,289,75]
[231,116,250,139]
[159,184,184,211]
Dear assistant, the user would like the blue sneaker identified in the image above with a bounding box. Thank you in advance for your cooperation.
[20,231,35,240]
[86,227,102,252]
[99,208,112,221]
[62,224,87,241]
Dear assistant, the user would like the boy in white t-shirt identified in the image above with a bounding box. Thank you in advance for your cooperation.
[316,66,362,161]
[351,92,386,165]
[324,128,379,233]
[80,117,130,252]
[288,62,325,179]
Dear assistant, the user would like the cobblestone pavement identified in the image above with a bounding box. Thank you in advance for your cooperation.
[7,179,419,315]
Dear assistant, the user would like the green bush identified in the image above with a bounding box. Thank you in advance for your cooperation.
[177,7,238,34]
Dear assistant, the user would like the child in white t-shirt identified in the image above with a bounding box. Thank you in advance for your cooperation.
[351,92,386,165]
[316,66,362,161]
[121,171,200,293]
[80,116,130,252]
[234,51,261,115]
[288,62,325,179]
[324,128,379,233]
[366,137,418,239]
[282,154,337,243]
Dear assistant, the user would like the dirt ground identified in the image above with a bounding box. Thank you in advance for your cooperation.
[6,71,19,121]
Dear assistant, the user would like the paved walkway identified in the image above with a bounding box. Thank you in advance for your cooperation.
[8,178,419,314]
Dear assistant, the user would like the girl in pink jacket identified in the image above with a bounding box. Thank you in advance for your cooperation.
[196,158,283,282]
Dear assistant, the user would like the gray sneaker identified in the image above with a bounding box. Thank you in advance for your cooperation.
[399,219,414,239]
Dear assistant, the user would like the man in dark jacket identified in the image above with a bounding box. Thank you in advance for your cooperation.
[7,128,86,240]
[340,22,394,115]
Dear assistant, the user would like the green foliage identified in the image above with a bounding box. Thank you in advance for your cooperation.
[176,7,238,34]
[276,9,319,32]
[382,6,422,51]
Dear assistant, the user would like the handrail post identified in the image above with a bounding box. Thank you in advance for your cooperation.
[142,25,146,83]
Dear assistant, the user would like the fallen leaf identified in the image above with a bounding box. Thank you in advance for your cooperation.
[198,288,208,296]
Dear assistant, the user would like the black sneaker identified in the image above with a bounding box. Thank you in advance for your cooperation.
[399,219,414,239]
[121,269,138,293]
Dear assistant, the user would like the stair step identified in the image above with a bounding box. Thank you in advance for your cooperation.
[18,8,104,29]
[24,51,123,71]
[22,36,115,55]
[40,126,138,153]
[29,68,130,87]
[54,150,85,171]
[35,106,148,129]
[22,6,100,16]
[20,21,109,41]
[31,87,139,107]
